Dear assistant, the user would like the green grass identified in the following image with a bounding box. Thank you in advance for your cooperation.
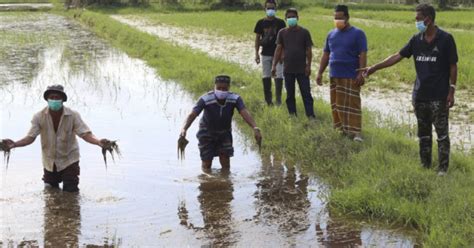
[63,9,474,247]
[96,6,474,93]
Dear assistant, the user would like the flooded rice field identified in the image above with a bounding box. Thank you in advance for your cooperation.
[1,13,418,246]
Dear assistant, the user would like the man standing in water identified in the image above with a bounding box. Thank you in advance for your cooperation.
[272,8,316,118]
[359,4,458,175]
[180,75,262,171]
[3,85,110,191]
[316,5,367,141]
[254,0,286,106]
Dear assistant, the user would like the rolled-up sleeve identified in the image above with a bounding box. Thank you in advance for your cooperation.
[26,114,41,138]
[73,112,91,137]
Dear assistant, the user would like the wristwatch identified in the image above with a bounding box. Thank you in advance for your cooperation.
[450,84,456,90]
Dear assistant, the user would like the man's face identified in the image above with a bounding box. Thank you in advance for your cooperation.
[334,11,347,21]
[415,11,430,25]
[47,93,63,101]
[215,82,230,91]
[286,12,298,20]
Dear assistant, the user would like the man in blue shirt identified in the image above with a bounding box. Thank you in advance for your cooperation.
[316,5,367,141]
[360,4,458,175]
[180,75,262,171]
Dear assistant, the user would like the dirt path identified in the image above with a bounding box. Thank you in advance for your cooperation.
[112,15,473,151]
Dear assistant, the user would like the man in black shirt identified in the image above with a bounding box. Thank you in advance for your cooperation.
[254,0,286,106]
[360,4,458,175]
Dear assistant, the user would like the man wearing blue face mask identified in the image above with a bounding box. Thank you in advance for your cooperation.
[272,8,316,118]
[254,0,286,106]
[359,4,458,176]
[2,85,111,192]
[180,75,262,171]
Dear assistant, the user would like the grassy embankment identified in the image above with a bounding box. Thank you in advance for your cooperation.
[100,6,474,93]
[58,8,474,247]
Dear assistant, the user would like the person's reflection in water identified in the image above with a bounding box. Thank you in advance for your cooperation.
[315,210,363,247]
[254,155,311,234]
[43,188,81,247]
[197,168,237,246]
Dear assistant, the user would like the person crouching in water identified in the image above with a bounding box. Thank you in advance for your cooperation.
[180,75,262,171]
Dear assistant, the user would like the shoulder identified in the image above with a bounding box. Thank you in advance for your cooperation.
[64,107,82,118]
[227,92,241,102]
[438,28,454,40]
[256,18,265,24]
[276,17,286,24]
[199,91,217,103]
[352,26,366,35]
[327,29,337,37]
[33,107,47,120]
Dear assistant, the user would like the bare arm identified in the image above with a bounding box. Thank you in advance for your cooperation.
[272,44,283,68]
[81,132,103,147]
[255,34,261,64]
[180,111,198,137]
[9,136,35,148]
[355,51,367,86]
[316,52,330,85]
[364,53,404,76]
[239,108,262,142]
[447,64,458,108]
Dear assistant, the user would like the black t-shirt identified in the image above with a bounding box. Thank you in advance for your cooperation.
[254,17,286,56]
[276,26,314,74]
[399,28,458,102]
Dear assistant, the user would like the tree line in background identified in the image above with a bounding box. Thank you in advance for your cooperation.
[67,0,473,11]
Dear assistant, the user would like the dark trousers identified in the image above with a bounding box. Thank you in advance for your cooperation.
[284,72,315,117]
[43,162,80,192]
[414,101,450,171]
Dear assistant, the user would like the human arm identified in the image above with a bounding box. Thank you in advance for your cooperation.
[271,44,283,77]
[355,51,367,86]
[239,108,262,143]
[305,46,313,77]
[359,53,404,77]
[255,34,261,64]
[316,52,330,85]
[4,136,35,149]
[447,64,457,108]
[81,132,106,147]
[180,111,198,138]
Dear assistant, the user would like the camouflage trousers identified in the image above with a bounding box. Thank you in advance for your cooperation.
[414,101,450,172]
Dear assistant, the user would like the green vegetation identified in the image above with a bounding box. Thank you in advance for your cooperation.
[101,7,474,92]
[64,9,473,247]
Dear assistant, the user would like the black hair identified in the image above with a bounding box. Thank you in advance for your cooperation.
[335,5,349,18]
[285,8,298,17]
[415,3,436,22]
[215,75,231,84]
[265,0,277,7]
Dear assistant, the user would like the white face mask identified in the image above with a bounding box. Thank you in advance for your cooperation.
[214,89,229,100]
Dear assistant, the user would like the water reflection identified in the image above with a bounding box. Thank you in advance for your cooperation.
[316,214,363,247]
[43,189,81,247]
[254,155,311,234]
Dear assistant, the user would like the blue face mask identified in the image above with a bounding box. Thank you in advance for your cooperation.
[214,89,229,100]
[287,17,298,27]
[266,9,276,17]
[416,20,427,33]
[48,99,63,111]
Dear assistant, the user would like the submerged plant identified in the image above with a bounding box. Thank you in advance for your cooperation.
[0,139,11,168]
[177,135,189,160]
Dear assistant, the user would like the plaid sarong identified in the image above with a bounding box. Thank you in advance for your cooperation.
[330,78,362,135]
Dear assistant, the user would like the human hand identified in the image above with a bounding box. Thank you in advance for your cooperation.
[357,66,376,78]
[305,65,311,77]
[254,128,262,148]
[271,66,277,78]
[1,139,15,150]
[99,138,111,148]
[446,91,455,109]
[316,73,323,86]
[355,73,365,87]
[180,129,187,138]
[255,54,260,64]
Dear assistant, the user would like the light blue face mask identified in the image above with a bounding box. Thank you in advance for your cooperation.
[416,20,427,33]
[266,9,276,17]
[48,99,63,111]
[287,17,298,27]
[214,89,229,100]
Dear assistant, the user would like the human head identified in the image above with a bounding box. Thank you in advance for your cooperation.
[43,84,67,102]
[265,0,277,17]
[285,8,298,27]
[214,75,231,92]
[415,4,435,26]
[334,5,349,30]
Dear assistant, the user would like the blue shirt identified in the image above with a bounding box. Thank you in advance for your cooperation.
[324,26,368,79]
[192,91,246,132]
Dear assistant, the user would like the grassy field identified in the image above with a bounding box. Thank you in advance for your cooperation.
[59,9,474,247]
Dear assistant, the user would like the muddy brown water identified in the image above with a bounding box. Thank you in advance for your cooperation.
[1,13,418,247]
